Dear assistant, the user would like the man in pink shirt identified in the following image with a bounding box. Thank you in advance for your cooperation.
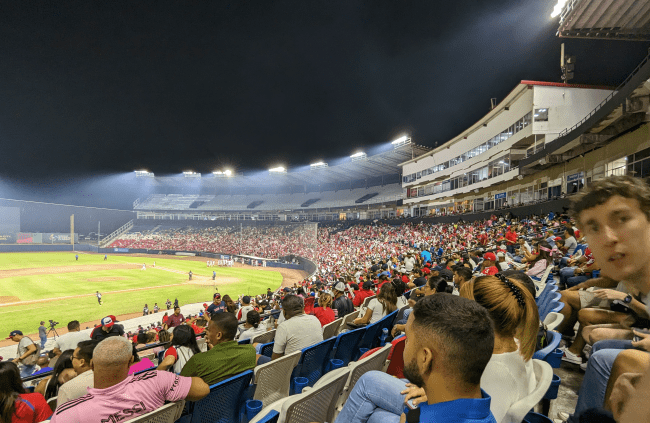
[51,336,209,423]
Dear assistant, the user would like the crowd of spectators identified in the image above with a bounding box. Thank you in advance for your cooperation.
[6,175,650,422]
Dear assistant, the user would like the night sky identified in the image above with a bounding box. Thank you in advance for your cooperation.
[0,1,648,204]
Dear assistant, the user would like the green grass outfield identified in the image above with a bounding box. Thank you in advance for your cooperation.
[0,252,282,336]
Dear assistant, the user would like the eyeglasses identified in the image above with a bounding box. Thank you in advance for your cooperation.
[72,355,81,360]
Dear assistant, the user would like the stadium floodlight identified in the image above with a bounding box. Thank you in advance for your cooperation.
[213,169,233,177]
[269,166,287,174]
[134,170,154,178]
[310,161,328,170]
[551,0,567,18]
[391,135,411,147]
[183,171,201,178]
[350,151,367,161]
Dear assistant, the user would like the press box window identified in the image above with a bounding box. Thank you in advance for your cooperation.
[534,108,548,122]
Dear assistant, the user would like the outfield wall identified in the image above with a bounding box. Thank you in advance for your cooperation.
[0,244,98,253]
[0,198,136,236]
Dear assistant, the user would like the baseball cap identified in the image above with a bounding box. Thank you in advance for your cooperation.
[554,236,562,241]
[213,293,221,300]
[484,252,497,261]
[333,282,346,292]
[362,281,373,290]
[497,252,505,258]
[101,316,114,328]
[7,330,22,339]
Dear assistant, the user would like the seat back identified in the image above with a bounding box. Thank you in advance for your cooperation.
[251,329,276,345]
[360,295,376,309]
[332,327,366,366]
[357,320,382,352]
[254,410,279,423]
[238,339,251,345]
[505,360,553,423]
[385,336,406,378]
[280,370,349,423]
[322,318,343,340]
[253,350,302,407]
[542,311,565,331]
[129,401,185,423]
[260,342,274,358]
[47,396,58,413]
[373,310,398,348]
[338,310,360,334]
[293,337,337,387]
[392,305,409,326]
[533,330,562,363]
[346,344,392,393]
[190,370,253,423]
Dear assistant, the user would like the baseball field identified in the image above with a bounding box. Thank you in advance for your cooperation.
[0,252,288,339]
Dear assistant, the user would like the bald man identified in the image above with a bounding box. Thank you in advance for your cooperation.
[51,336,209,422]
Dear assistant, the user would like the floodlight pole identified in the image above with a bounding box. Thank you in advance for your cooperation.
[98,222,101,247]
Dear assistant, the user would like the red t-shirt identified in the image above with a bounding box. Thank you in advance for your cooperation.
[13,393,51,423]
[313,307,335,327]
[480,266,499,276]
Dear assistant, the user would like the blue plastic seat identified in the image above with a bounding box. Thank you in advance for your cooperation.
[533,330,562,368]
[524,411,553,423]
[259,342,274,358]
[332,327,366,366]
[183,370,253,423]
[373,310,398,348]
[291,337,337,389]
[255,410,279,423]
[238,338,250,345]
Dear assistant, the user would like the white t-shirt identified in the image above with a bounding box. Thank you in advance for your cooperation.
[403,257,416,272]
[481,351,536,423]
[273,314,323,355]
[238,305,254,322]
[17,337,36,358]
[239,326,268,343]
[365,298,387,324]
[53,331,89,352]
[57,369,94,406]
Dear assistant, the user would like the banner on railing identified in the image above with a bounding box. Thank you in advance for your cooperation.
[114,248,129,253]
[567,172,584,182]
[495,192,507,200]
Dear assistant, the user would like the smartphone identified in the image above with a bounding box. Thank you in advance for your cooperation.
[405,399,417,410]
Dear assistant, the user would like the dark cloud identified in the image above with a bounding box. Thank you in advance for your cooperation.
[0,0,647,191]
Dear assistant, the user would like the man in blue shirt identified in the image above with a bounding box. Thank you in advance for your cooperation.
[420,249,431,264]
[207,293,226,316]
[334,294,497,423]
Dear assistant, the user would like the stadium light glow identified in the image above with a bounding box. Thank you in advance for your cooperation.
[551,0,567,18]
[310,161,328,169]
[183,171,201,178]
[391,135,411,147]
[269,166,287,174]
[350,152,367,162]
[213,169,233,177]
[134,170,154,178]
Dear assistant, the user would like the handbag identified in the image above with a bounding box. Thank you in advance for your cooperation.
[19,338,40,366]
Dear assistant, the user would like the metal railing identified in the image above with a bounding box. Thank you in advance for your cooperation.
[99,219,134,248]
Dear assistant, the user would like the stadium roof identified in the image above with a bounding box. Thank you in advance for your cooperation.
[555,0,650,40]
[150,143,432,188]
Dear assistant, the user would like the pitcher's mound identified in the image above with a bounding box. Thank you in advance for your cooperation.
[87,277,128,282]
[0,296,20,304]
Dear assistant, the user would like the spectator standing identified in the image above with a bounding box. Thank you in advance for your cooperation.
[90,316,125,341]
[143,304,149,316]
[96,291,102,305]
[153,303,159,313]
[166,307,185,328]
[272,295,323,358]
[8,330,39,378]
[56,341,99,406]
[51,336,209,422]
[332,282,353,319]
[505,226,517,254]
[188,270,192,281]
[38,321,47,349]
[180,313,257,384]
[166,299,171,310]
[53,321,88,355]
[207,293,226,316]
[480,252,499,276]
[0,362,52,423]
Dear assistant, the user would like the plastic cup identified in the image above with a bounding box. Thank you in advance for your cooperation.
[246,399,263,421]
[293,376,309,394]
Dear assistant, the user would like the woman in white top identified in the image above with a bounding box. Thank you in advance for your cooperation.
[239,310,267,342]
[458,273,540,422]
[157,325,201,374]
[353,283,398,325]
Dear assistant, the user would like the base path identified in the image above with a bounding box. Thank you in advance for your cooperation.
[0,263,141,279]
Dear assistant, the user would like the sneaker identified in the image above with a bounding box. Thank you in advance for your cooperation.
[580,361,588,371]
[561,347,582,364]
[583,344,593,360]
[555,411,570,423]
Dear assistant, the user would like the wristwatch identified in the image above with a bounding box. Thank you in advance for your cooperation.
[624,294,633,304]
